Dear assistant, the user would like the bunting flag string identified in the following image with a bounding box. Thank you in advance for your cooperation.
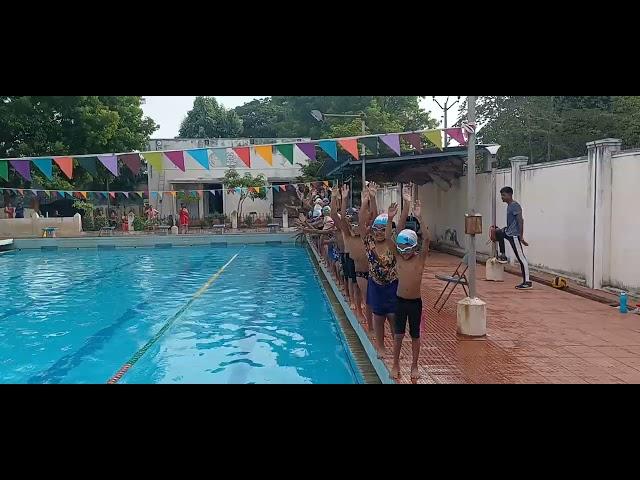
[0,126,471,183]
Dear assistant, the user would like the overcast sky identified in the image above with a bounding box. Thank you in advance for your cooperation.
[143,96,464,138]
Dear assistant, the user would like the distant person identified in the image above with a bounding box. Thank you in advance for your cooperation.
[109,210,117,228]
[15,202,24,219]
[179,204,190,234]
[494,186,531,290]
[4,202,15,219]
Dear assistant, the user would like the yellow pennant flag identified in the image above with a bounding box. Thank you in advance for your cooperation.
[424,130,443,150]
[144,152,165,171]
[168,191,177,197]
[323,181,329,187]
[80,192,87,199]
[255,146,273,166]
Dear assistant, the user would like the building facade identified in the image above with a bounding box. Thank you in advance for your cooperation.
[147,137,310,224]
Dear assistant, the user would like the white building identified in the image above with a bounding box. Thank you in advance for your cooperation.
[147,137,310,224]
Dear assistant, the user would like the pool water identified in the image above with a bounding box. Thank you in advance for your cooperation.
[0,245,361,384]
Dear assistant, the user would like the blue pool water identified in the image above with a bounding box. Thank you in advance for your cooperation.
[0,245,360,384]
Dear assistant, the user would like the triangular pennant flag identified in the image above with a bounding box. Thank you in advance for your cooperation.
[445,128,467,146]
[213,148,227,166]
[43,190,51,198]
[120,153,142,175]
[402,133,423,152]
[272,186,279,193]
[79,192,87,199]
[98,155,119,176]
[0,161,8,181]
[338,139,360,160]
[197,190,203,198]
[164,151,186,172]
[276,144,294,165]
[232,147,251,168]
[143,152,164,172]
[76,156,99,176]
[151,191,159,200]
[280,185,287,192]
[33,158,53,180]
[248,187,256,193]
[168,191,177,198]
[255,146,273,166]
[296,142,316,161]
[318,141,338,161]
[187,149,211,170]
[109,192,116,199]
[10,160,31,181]
[53,157,74,179]
[123,192,129,198]
[424,130,443,150]
[17,188,24,195]
[380,134,401,156]
[31,189,39,196]
[323,181,329,187]
[360,137,379,155]
[235,187,242,195]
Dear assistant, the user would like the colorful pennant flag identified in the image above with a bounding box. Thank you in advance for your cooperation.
[32,158,53,180]
[54,157,74,179]
[122,192,129,198]
[402,133,423,152]
[323,181,329,187]
[120,153,142,175]
[76,157,99,176]
[0,161,8,181]
[10,160,31,181]
[232,147,251,168]
[109,192,116,199]
[445,128,467,146]
[424,130,443,150]
[98,155,119,176]
[187,149,211,170]
[318,141,338,161]
[338,139,360,160]
[164,151,186,172]
[143,152,164,172]
[280,185,287,192]
[255,146,273,166]
[213,148,227,166]
[296,143,316,161]
[380,134,401,156]
[276,144,294,165]
[17,188,24,195]
[360,137,379,155]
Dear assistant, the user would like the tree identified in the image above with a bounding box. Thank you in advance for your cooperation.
[0,96,157,190]
[179,96,243,138]
[233,99,285,138]
[222,168,267,224]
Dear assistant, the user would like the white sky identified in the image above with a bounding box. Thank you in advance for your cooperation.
[143,96,464,138]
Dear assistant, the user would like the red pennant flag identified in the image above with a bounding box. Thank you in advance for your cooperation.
[120,153,142,175]
[232,147,251,168]
[280,185,287,192]
[54,156,74,179]
[402,133,423,152]
[338,139,360,160]
[164,151,186,172]
[109,192,116,199]
[445,128,467,146]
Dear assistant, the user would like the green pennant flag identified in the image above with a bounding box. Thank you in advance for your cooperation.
[276,144,295,165]
[360,137,379,155]
[0,161,8,181]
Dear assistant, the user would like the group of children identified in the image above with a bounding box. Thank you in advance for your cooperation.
[296,182,429,382]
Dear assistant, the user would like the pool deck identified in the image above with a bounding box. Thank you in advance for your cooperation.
[371,251,640,384]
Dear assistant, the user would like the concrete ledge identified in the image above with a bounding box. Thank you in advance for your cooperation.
[12,233,296,250]
[306,236,393,384]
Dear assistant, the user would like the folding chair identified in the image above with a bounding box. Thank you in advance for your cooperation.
[434,254,469,312]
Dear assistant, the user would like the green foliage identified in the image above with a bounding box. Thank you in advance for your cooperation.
[73,199,95,230]
[0,96,157,190]
[132,216,146,232]
[474,96,640,166]
[179,97,243,138]
[222,168,267,222]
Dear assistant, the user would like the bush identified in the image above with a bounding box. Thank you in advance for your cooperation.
[133,216,146,232]
[94,216,107,231]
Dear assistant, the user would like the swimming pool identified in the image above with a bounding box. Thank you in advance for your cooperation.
[0,245,362,384]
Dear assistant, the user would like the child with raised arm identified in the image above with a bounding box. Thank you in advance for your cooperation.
[386,198,430,382]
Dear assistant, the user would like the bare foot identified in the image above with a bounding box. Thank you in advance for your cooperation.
[391,365,401,380]
[377,348,386,360]
[410,366,420,383]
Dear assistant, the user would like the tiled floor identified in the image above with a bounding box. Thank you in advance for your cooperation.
[355,252,640,384]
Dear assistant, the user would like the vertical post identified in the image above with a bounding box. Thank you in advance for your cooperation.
[490,161,497,259]
[361,118,367,193]
[444,107,449,147]
[467,96,477,298]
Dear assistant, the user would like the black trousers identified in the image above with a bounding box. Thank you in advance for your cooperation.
[495,228,530,283]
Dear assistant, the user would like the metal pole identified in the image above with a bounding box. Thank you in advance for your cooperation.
[444,106,449,147]
[491,157,497,259]
[467,96,477,299]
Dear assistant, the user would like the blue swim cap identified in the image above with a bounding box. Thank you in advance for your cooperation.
[396,229,418,247]
[372,214,388,229]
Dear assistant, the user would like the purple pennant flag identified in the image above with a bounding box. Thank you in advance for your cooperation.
[98,155,119,176]
[123,192,129,198]
[296,142,316,161]
[380,134,401,156]
[10,160,31,181]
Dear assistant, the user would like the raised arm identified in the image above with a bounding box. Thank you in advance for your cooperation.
[396,189,412,232]
[386,202,399,252]
[414,200,430,261]
[368,182,379,223]
[330,185,342,230]
[359,188,370,235]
